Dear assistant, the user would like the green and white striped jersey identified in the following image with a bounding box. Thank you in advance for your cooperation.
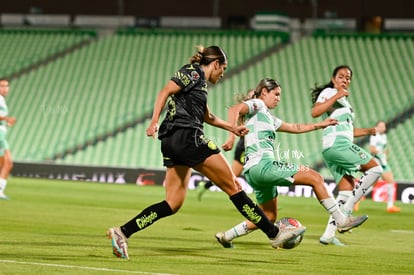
[316,88,355,149]
[243,99,282,171]
[370,133,387,165]
[0,95,8,132]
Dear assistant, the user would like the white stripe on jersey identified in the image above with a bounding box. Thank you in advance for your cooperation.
[317,88,355,149]
[0,95,8,132]
[243,99,282,170]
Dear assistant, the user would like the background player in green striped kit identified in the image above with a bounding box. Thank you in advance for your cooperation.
[311,65,383,246]
[368,120,400,213]
[215,78,368,248]
[0,79,16,200]
[355,120,401,213]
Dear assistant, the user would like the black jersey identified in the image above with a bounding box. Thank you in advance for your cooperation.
[158,63,208,139]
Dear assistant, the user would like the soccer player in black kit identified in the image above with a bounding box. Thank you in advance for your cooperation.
[107,45,305,259]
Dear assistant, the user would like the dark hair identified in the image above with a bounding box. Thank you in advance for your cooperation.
[310,65,353,105]
[189,45,227,66]
[254,78,281,98]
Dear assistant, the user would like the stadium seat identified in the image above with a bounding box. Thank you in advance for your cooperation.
[5,30,414,181]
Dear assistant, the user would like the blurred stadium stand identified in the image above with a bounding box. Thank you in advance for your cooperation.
[1,0,413,183]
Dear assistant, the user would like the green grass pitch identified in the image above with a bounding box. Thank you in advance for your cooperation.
[0,177,413,274]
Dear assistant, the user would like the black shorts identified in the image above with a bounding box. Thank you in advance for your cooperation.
[160,127,220,167]
[234,137,245,165]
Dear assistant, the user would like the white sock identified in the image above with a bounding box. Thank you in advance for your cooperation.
[0,178,7,193]
[355,179,373,197]
[364,186,373,197]
[387,183,395,208]
[342,166,383,214]
[336,190,353,208]
[320,191,353,239]
[321,216,336,240]
[320,197,346,225]
[224,221,252,241]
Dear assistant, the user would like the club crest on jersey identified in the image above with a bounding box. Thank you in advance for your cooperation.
[190,71,200,81]
[359,152,367,159]
[252,102,259,111]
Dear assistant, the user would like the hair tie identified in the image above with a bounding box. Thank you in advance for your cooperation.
[198,51,204,56]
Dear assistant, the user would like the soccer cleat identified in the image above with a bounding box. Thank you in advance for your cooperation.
[270,226,306,249]
[215,232,233,248]
[387,205,401,213]
[107,227,129,259]
[0,192,9,200]
[319,236,345,246]
[337,215,368,234]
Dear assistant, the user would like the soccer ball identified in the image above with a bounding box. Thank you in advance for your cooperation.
[275,217,305,249]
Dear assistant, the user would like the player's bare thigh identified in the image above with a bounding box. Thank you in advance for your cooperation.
[194,153,242,195]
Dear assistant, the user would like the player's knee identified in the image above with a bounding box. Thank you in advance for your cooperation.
[308,171,324,187]
[368,165,383,175]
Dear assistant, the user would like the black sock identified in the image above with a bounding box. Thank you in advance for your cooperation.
[121,200,173,238]
[230,191,278,239]
[204,181,214,189]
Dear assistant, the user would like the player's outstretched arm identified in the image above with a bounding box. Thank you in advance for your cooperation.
[354,127,376,137]
[278,117,338,134]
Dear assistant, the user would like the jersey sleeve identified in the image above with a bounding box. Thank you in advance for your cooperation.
[244,99,264,115]
[0,97,6,117]
[273,116,283,130]
[171,64,201,93]
[369,135,377,146]
[316,88,336,103]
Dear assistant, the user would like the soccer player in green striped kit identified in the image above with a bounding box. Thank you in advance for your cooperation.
[0,79,16,200]
[311,65,383,246]
[215,78,369,248]
[369,120,400,213]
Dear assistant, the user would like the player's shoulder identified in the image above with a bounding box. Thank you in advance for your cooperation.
[320,87,337,96]
[173,63,202,87]
[244,98,265,112]
[316,88,336,102]
[246,98,264,107]
[179,63,201,74]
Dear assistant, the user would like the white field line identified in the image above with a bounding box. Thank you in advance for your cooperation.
[0,259,179,275]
